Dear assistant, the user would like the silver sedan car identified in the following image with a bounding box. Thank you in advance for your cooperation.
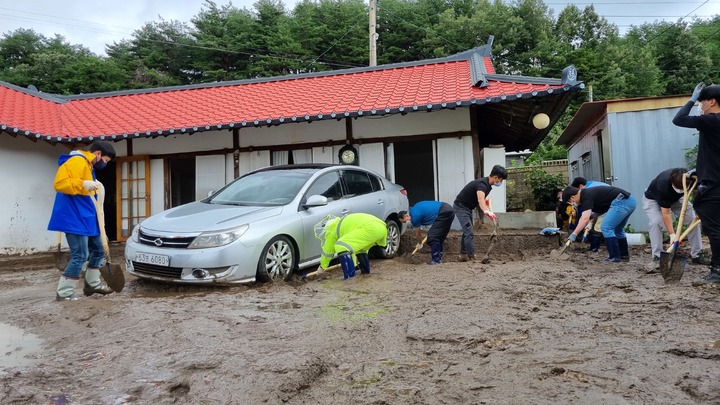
[125,164,409,284]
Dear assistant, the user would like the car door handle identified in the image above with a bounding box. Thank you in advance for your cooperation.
[341,209,351,215]
[376,199,385,205]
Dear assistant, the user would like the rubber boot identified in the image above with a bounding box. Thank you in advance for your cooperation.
[357,253,370,274]
[694,265,720,285]
[618,237,630,262]
[604,237,621,262]
[428,243,442,265]
[56,276,80,301]
[83,267,113,296]
[338,253,355,280]
[589,234,601,253]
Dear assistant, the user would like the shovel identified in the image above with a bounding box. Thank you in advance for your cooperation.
[54,232,69,271]
[550,239,572,259]
[659,173,697,282]
[405,236,427,262]
[302,263,341,280]
[660,217,701,283]
[481,200,499,263]
[93,182,125,292]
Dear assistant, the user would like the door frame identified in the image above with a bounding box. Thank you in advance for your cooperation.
[115,155,151,241]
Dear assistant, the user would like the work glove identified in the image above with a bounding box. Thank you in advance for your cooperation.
[415,243,424,251]
[669,233,678,245]
[82,180,99,191]
[483,210,497,221]
[567,233,577,243]
[691,82,705,102]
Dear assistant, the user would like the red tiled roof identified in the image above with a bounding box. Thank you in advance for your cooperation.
[0,48,579,143]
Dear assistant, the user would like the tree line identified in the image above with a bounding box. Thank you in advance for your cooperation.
[1,0,718,160]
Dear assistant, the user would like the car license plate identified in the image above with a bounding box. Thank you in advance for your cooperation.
[135,252,170,267]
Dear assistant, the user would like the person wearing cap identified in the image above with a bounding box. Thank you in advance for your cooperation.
[315,213,387,279]
[643,168,708,265]
[672,82,720,284]
[562,185,637,262]
[453,165,507,262]
[570,177,610,252]
[399,200,455,265]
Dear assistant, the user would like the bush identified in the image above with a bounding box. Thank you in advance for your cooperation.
[525,168,566,211]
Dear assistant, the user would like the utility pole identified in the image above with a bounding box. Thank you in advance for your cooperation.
[588,84,593,102]
[369,0,377,66]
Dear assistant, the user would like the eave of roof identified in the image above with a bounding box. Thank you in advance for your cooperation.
[1,43,584,144]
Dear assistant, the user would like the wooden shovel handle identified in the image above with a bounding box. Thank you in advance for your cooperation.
[675,173,697,236]
[411,236,428,255]
[93,182,111,260]
[666,217,701,253]
[303,263,341,279]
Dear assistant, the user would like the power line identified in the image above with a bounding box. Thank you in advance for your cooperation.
[303,10,369,70]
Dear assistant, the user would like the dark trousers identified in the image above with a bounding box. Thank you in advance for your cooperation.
[427,203,455,246]
[693,182,720,266]
[453,202,475,256]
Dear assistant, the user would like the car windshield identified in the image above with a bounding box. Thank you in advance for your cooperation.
[209,170,312,206]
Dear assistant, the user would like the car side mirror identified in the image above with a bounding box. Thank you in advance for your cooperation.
[304,194,328,208]
[207,190,214,198]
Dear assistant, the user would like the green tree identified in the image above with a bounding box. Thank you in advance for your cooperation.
[290,0,367,72]
[525,168,566,211]
[122,19,199,85]
[60,57,129,93]
[627,22,712,95]
[190,0,259,81]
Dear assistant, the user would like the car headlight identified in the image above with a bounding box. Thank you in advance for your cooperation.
[188,225,249,249]
[130,224,142,243]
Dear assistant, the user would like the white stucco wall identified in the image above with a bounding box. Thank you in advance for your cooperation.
[131,130,233,155]
[354,108,470,139]
[150,158,164,215]
[481,147,507,213]
[0,136,66,254]
[237,120,346,147]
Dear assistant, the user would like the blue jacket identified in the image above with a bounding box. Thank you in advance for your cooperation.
[47,151,100,236]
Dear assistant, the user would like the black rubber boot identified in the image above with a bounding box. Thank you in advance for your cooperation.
[357,253,370,274]
[605,237,621,262]
[589,234,601,253]
[339,253,355,280]
[428,243,442,265]
[694,265,720,285]
[618,237,630,261]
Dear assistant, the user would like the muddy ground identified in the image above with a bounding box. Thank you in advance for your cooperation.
[1,231,719,405]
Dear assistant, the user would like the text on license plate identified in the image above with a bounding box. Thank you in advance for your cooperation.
[135,252,170,267]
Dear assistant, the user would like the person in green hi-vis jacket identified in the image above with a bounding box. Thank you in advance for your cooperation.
[315,213,387,280]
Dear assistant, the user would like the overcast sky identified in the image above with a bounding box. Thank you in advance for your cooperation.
[1,0,719,56]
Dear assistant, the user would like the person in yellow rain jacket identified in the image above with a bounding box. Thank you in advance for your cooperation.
[48,141,116,301]
[315,213,388,279]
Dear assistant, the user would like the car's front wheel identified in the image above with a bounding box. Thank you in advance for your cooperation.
[256,236,296,282]
[371,219,400,259]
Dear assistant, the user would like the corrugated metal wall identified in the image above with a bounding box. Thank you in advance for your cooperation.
[566,129,604,184]
[609,107,699,232]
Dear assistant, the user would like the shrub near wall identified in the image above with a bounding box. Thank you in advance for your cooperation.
[507,160,569,212]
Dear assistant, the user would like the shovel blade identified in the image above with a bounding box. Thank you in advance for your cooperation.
[100,262,125,292]
[54,251,69,271]
[550,240,571,259]
[659,252,685,283]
